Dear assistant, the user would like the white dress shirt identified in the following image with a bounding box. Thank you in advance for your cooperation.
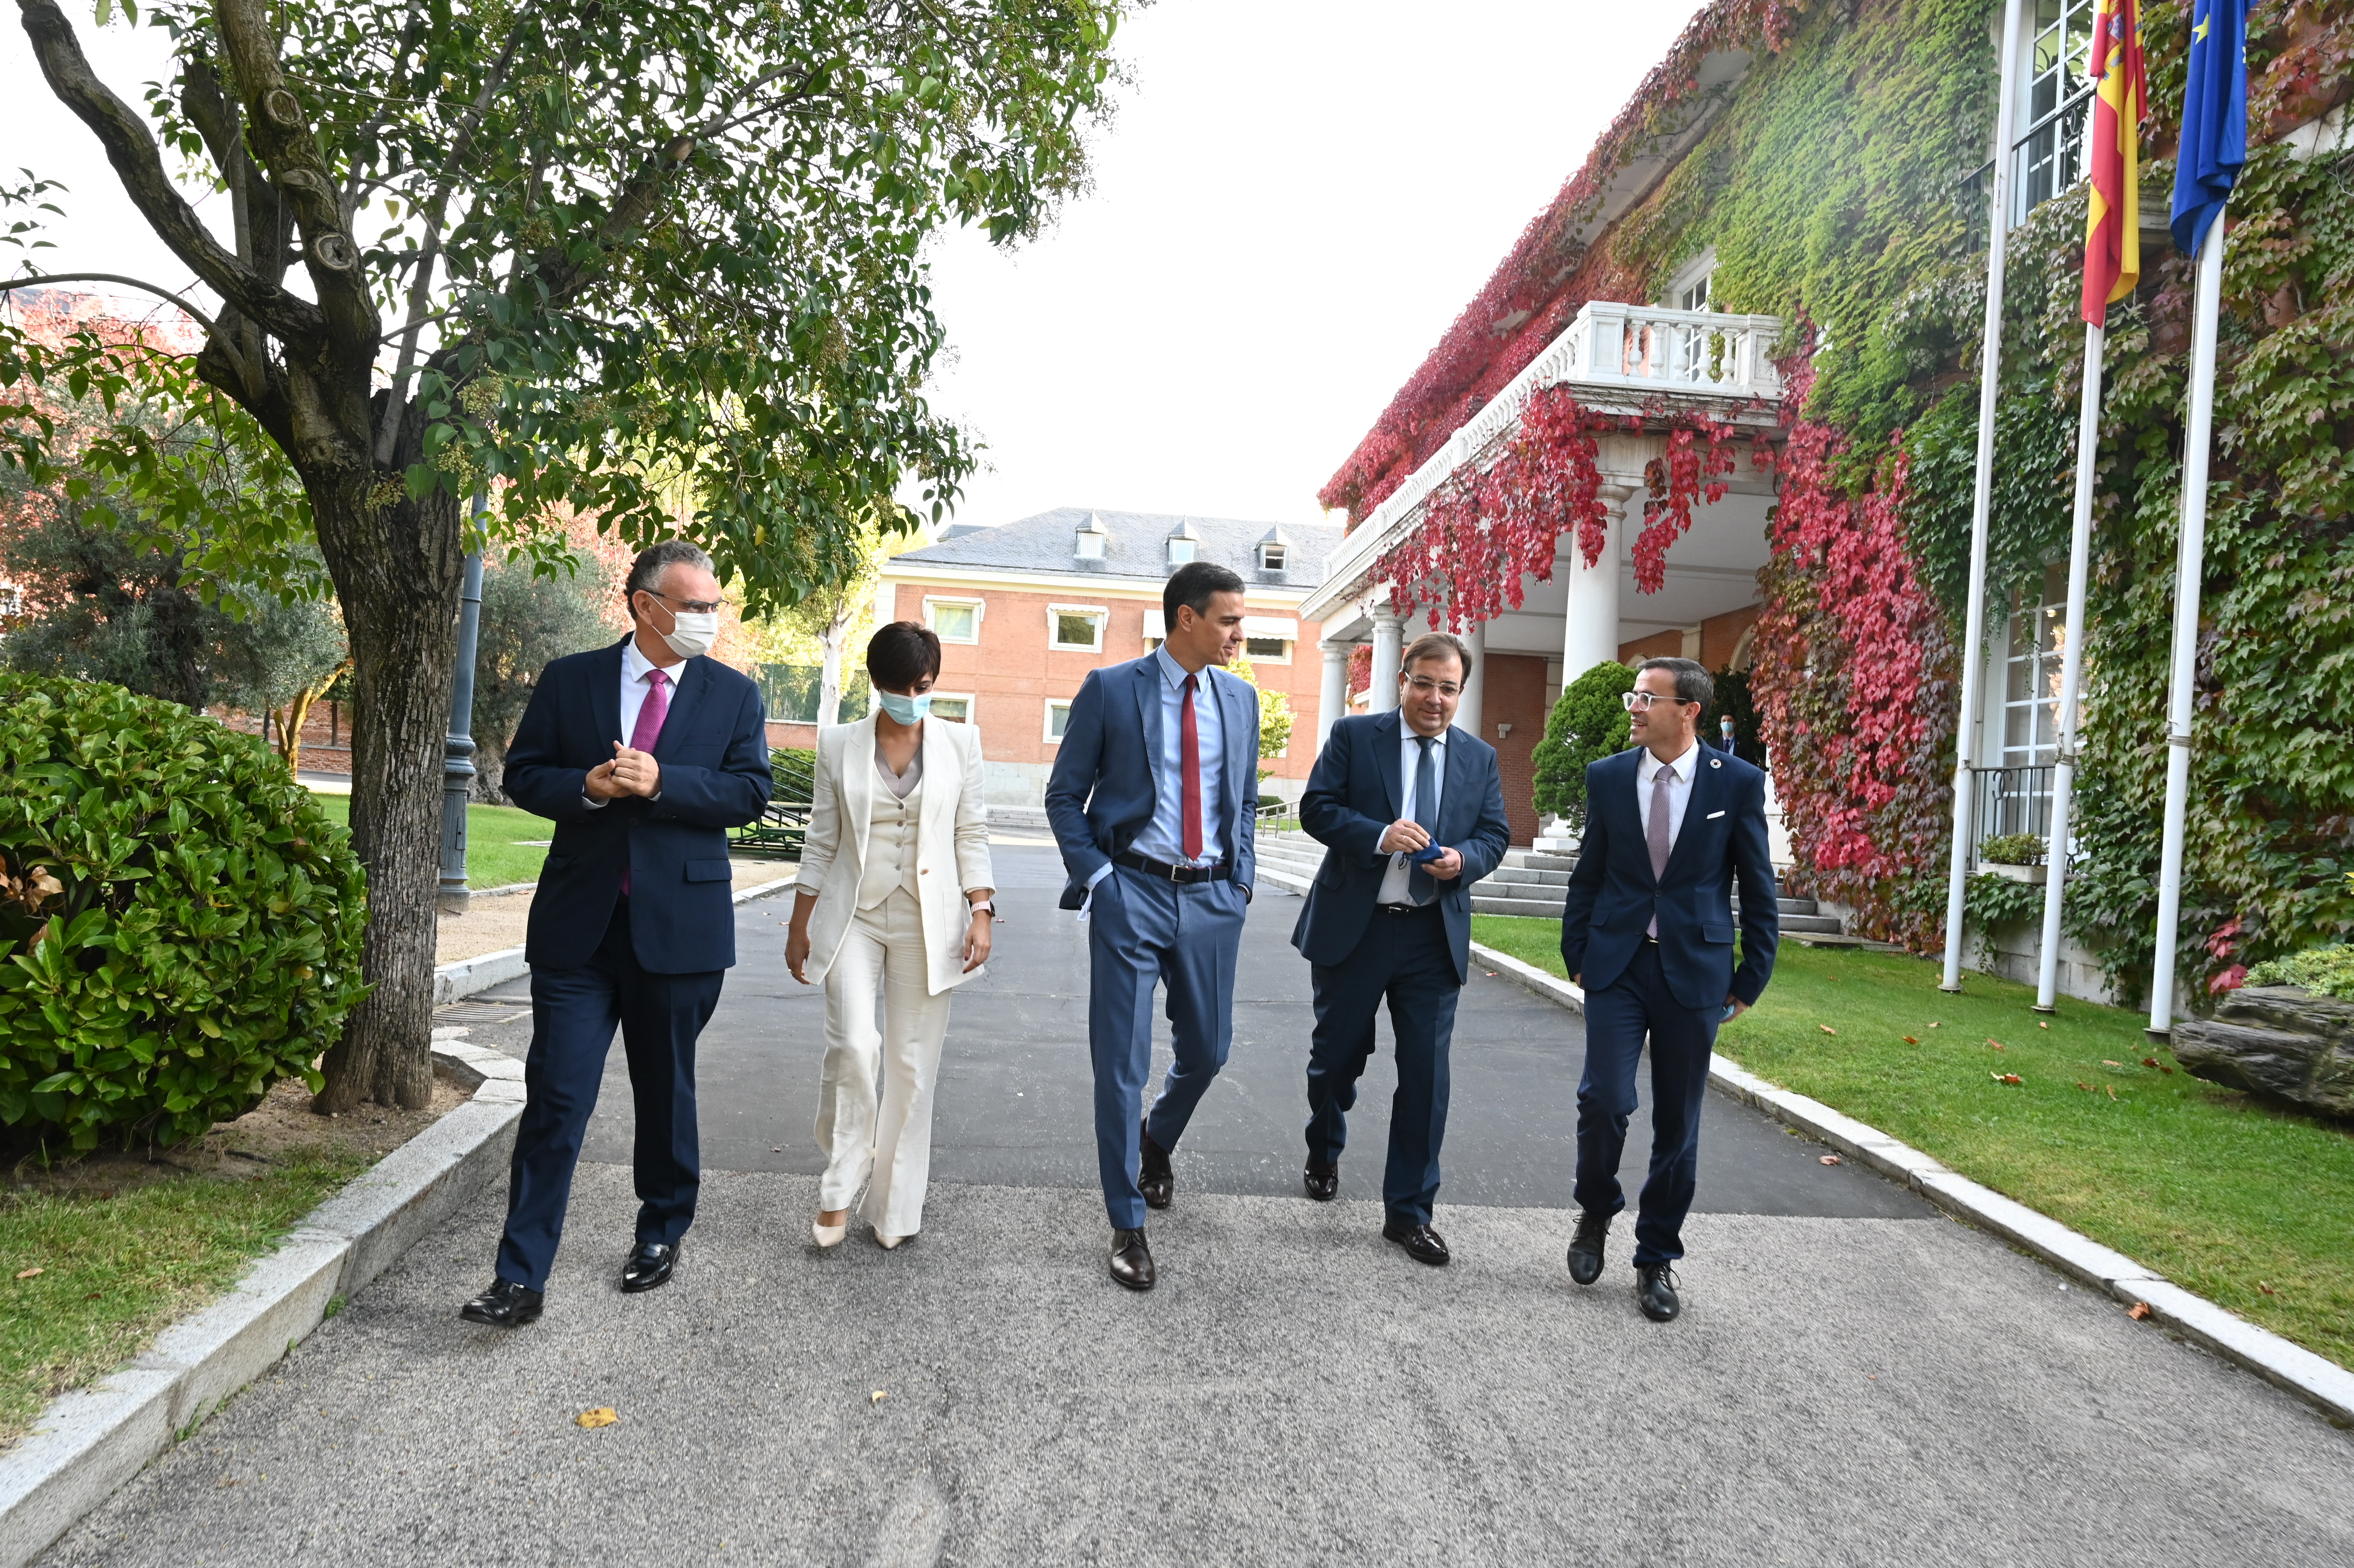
[1377,725,1447,906]
[1636,739,1699,855]
[584,635,684,808]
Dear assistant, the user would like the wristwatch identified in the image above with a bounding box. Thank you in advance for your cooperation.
[969,900,996,918]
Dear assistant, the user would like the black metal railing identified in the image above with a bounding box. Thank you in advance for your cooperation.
[1971,764,2055,857]
[732,748,817,859]
[1953,85,2095,254]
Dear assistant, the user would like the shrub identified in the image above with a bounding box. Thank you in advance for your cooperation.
[1977,832,2046,867]
[2245,946,2354,1001]
[0,674,369,1152]
[1531,660,1637,830]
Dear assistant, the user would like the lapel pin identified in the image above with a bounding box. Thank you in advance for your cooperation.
[1709,758,1722,769]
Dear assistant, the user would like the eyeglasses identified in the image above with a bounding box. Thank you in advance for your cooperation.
[1621,690,1695,712]
[1403,675,1462,699]
[640,587,725,616]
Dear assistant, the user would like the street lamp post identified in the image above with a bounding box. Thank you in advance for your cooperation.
[438,491,488,914]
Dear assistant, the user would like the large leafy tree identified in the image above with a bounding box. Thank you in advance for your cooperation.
[3,0,1125,1111]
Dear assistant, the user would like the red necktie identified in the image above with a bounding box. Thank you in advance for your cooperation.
[1181,672,1204,861]
[620,668,670,896]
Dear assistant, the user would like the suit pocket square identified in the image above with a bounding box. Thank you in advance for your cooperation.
[1706,810,1726,820]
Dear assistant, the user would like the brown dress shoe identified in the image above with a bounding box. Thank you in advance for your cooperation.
[1138,1123,1174,1210]
[1109,1227,1156,1291]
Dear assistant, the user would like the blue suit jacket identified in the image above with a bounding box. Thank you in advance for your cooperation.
[1290,712,1511,986]
[1043,655,1259,910]
[1558,746,1780,1010]
[503,636,773,973]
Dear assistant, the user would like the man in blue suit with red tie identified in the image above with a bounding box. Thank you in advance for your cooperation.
[1558,657,1778,1323]
[1045,560,1259,1292]
[459,541,772,1328]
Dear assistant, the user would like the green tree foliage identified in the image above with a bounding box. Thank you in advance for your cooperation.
[0,512,233,710]
[1,0,1130,1111]
[1532,661,1636,830]
[0,673,369,1154]
[468,551,620,803]
[1223,656,1294,762]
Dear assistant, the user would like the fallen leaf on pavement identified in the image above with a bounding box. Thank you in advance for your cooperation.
[871,1391,889,1405]
[15,1267,42,1279]
[2128,1301,2151,1321]
[1819,1154,1842,1166]
[1819,1025,1837,1036]
[576,1407,619,1429]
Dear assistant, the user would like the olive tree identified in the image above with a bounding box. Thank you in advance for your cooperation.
[3,0,1126,1111]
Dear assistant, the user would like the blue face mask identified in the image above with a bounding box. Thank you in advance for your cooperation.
[876,690,932,725]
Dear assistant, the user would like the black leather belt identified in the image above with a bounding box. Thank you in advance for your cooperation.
[1115,850,1232,883]
[1378,901,1440,917]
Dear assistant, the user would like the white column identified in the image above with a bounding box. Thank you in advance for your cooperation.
[1559,485,1632,683]
[1368,603,1405,714]
[1316,638,1352,750]
[1456,621,1486,739]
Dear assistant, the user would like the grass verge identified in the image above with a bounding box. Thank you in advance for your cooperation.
[1469,913,2354,1370]
[1,1147,370,1446]
[309,795,555,889]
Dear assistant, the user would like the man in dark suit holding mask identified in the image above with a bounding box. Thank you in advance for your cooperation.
[1558,656,1778,1323]
[459,540,772,1328]
[1291,631,1511,1265]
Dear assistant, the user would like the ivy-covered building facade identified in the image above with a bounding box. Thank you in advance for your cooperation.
[1304,0,2353,1010]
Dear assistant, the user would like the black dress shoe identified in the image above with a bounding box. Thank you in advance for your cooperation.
[1138,1122,1174,1211]
[620,1241,679,1294]
[1382,1219,1450,1266]
[1303,1158,1339,1202]
[1566,1209,1611,1286]
[460,1278,543,1327]
[1636,1262,1681,1322]
[1109,1227,1156,1291]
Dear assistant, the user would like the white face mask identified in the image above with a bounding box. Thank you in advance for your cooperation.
[659,611,718,661]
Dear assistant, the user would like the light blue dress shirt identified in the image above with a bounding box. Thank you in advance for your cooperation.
[1110,646,1227,877]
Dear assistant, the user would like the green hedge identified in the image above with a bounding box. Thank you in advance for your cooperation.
[0,674,369,1152]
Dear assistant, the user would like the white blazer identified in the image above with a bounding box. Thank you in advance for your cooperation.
[794,714,993,995]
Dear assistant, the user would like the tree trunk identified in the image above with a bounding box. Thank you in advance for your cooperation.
[817,607,848,727]
[311,476,465,1113]
[473,730,511,805]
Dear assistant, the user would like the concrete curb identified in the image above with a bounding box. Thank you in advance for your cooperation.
[0,1037,527,1568]
[432,874,799,1005]
[1464,940,2354,1429]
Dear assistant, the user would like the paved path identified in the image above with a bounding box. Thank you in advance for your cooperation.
[38,845,2354,1566]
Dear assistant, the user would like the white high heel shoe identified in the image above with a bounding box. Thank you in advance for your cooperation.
[812,1217,847,1248]
[874,1229,910,1250]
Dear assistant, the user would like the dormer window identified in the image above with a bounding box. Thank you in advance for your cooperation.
[1258,542,1288,572]
[1074,513,1108,560]
[1166,521,1200,566]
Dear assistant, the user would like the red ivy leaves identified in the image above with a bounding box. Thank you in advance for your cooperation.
[1346,644,1371,696]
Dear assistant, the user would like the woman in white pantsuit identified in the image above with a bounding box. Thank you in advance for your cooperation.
[786,621,994,1249]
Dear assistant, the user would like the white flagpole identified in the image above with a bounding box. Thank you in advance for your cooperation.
[2148,208,2227,1038]
[2034,321,2103,1011]
[1942,0,2029,993]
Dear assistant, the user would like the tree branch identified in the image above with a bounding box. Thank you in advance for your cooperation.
[0,273,220,336]
[14,0,323,348]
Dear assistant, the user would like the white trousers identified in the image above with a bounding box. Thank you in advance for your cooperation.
[814,886,955,1236]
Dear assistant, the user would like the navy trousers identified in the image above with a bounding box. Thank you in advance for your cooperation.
[1573,940,1720,1267]
[1088,865,1248,1231]
[1304,905,1459,1227]
[496,898,723,1290]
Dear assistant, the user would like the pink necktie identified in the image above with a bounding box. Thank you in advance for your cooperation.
[619,669,670,896]
[1646,763,1674,939]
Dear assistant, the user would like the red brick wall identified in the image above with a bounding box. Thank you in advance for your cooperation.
[1617,629,1683,663]
[1480,652,1552,846]
[883,582,1326,781]
[1699,604,1760,671]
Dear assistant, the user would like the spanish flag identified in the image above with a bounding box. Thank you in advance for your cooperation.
[2081,0,2147,326]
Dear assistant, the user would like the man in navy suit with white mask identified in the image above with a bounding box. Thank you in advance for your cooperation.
[1558,657,1778,1323]
[459,540,771,1328]
[1291,631,1510,1265]
[1045,560,1259,1292]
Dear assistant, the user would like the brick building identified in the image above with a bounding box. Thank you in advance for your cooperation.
[768,506,1344,809]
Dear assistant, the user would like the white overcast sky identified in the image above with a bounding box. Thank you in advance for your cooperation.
[3,2,1701,532]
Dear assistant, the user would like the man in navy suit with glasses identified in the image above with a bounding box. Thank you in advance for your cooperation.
[1558,656,1778,1322]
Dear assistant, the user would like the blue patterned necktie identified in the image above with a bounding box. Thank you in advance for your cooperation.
[1409,734,1439,904]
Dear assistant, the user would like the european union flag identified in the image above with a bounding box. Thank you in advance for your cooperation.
[2169,0,2248,256]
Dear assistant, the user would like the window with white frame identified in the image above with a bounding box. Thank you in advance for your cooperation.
[1999,562,2069,769]
[1044,699,1074,742]
[1167,537,1196,565]
[924,596,982,644]
[1257,541,1288,572]
[1049,604,1107,652]
[1244,636,1290,662]
[927,693,973,723]
[2012,0,2096,223]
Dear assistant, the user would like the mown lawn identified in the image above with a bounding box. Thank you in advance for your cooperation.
[1,1149,370,1446]
[308,794,554,889]
[1470,913,2354,1371]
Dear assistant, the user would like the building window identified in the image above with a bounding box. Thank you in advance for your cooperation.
[1049,604,1107,652]
[1167,537,1196,565]
[1258,542,1288,572]
[925,597,982,643]
[1076,532,1106,559]
[1044,700,1074,742]
[1244,636,1290,662]
[1678,273,1710,312]
[928,694,972,723]
[2013,0,2096,223]
[2000,562,2069,769]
